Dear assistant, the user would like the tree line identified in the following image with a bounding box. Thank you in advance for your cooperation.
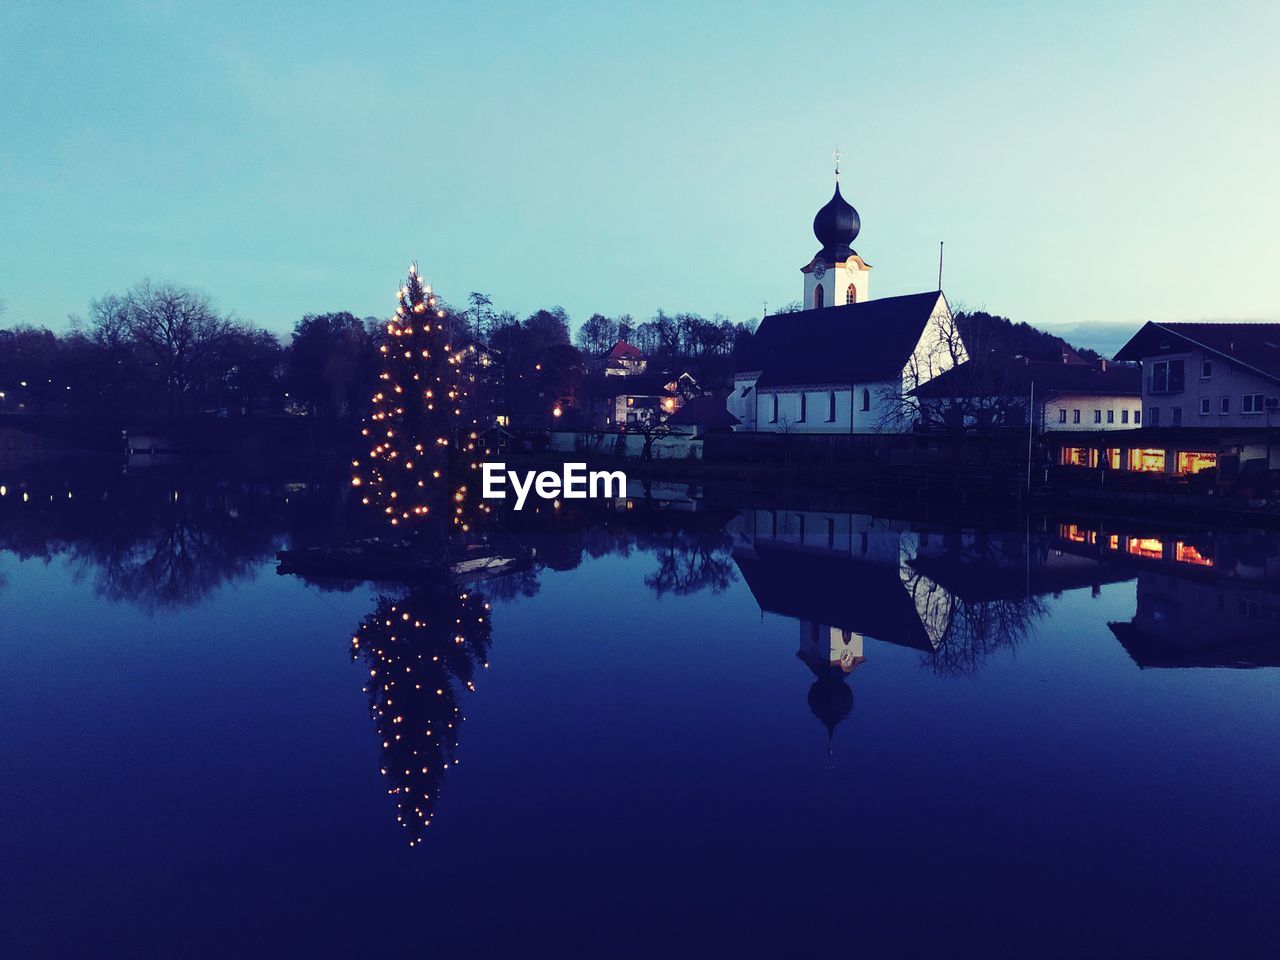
[0,281,758,423]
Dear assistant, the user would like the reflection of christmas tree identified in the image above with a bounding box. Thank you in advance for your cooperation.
[352,580,492,846]
[351,263,492,542]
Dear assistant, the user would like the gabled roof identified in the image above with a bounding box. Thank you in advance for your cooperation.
[743,291,946,389]
[666,395,739,428]
[913,357,1141,399]
[733,542,936,652]
[606,340,645,360]
[1115,321,1280,385]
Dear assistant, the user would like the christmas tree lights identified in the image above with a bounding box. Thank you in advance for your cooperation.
[352,262,494,540]
[352,583,493,846]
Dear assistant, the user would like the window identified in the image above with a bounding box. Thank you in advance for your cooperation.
[1073,409,1081,424]
[845,284,857,305]
[1221,396,1230,414]
[1177,451,1217,475]
[1200,397,1211,415]
[769,394,778,423]
[1107,409,1115,424]
[1201,359,1213,379]
[1093,410,1102,424]
[1134,409,1141,424]
[1149,359,1185,394]
[1058,408,1067,424]
[798,392,807,422]
[1129,448,1166,472]
[813,284,824,309]
[1148,407,1160,426]
[1121,409,1129,424]
[1172,407,1182,426]
[826,391,836,422]
[1243,394,1264,414]
[861,388,870,412]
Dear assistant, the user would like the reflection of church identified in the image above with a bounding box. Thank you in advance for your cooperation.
[729,507,1150,741]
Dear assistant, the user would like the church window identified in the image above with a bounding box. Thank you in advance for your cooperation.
[814,284,824,308]
[845,284,857,305]
[861,388,871,412]
[827,391,836,422]
[798,393,807,422]
[769,394,778,423]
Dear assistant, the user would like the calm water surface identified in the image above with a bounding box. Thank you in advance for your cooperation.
[1,466,1278,958]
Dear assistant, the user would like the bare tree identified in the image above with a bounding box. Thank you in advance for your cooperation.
[123,282,232,414]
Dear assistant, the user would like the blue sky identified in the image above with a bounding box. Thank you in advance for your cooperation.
[2,0,1277,356]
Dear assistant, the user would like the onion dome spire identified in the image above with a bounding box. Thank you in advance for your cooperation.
[812,181,861,262]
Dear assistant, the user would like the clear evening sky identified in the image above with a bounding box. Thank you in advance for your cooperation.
[2,1,1277,356]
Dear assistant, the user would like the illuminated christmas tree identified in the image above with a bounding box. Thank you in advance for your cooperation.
[352,581,493,846]
[351,262,492,542]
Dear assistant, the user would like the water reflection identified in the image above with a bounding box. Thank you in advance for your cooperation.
[351,580,492,846]
[729,509,1053,679]
[1048,519,1280,668]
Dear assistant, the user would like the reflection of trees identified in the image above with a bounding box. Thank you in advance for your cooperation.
[351,579,492,846]
[0,470,360,611]
[900,566,1047,676]
[641,528,737,598]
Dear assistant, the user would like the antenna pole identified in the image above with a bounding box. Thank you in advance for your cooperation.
[937,241,944,291]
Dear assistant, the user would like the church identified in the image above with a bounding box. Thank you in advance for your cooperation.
[729,171,965,433]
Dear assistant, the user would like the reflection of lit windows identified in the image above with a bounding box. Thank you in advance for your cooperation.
[1108,534,1120,550]
[1127,537,1164,559]
[1175,542,1213,566]
[1128,448,1166,472]
[1176,451,1217,475]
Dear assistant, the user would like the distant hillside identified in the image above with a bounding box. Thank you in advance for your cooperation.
[954,309,1102,363]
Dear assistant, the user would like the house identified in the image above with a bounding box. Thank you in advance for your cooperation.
[913,356,1142,432]
[730,177,966,433]
[1045,321,1280,478]
[584,371,699,429]
[664,394,739,437]
[600,340,647,376]
[1115,321,1280,430]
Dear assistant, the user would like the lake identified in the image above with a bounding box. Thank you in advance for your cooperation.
[1,464,1278,958]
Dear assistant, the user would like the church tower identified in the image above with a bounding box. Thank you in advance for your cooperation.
[802,157,871,310]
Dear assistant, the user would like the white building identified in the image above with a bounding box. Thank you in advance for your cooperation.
[912,357,1143,431]
[1115,321,1280,429]
[730,178,966,433]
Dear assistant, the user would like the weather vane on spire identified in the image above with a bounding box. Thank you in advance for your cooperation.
[834,146,842,180]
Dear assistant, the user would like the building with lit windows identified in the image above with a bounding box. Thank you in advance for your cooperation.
[1050,322,1280,482]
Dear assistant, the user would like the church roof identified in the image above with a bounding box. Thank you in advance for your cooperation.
[733,542,936,652]
[744,291,946,389]
[1115,321,1280,384]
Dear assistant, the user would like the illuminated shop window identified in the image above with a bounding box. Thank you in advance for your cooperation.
[1127,537,1164,559]
[1128,448,1166,472]
[1175,542,1213,566]
[1176,451,1217,475]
